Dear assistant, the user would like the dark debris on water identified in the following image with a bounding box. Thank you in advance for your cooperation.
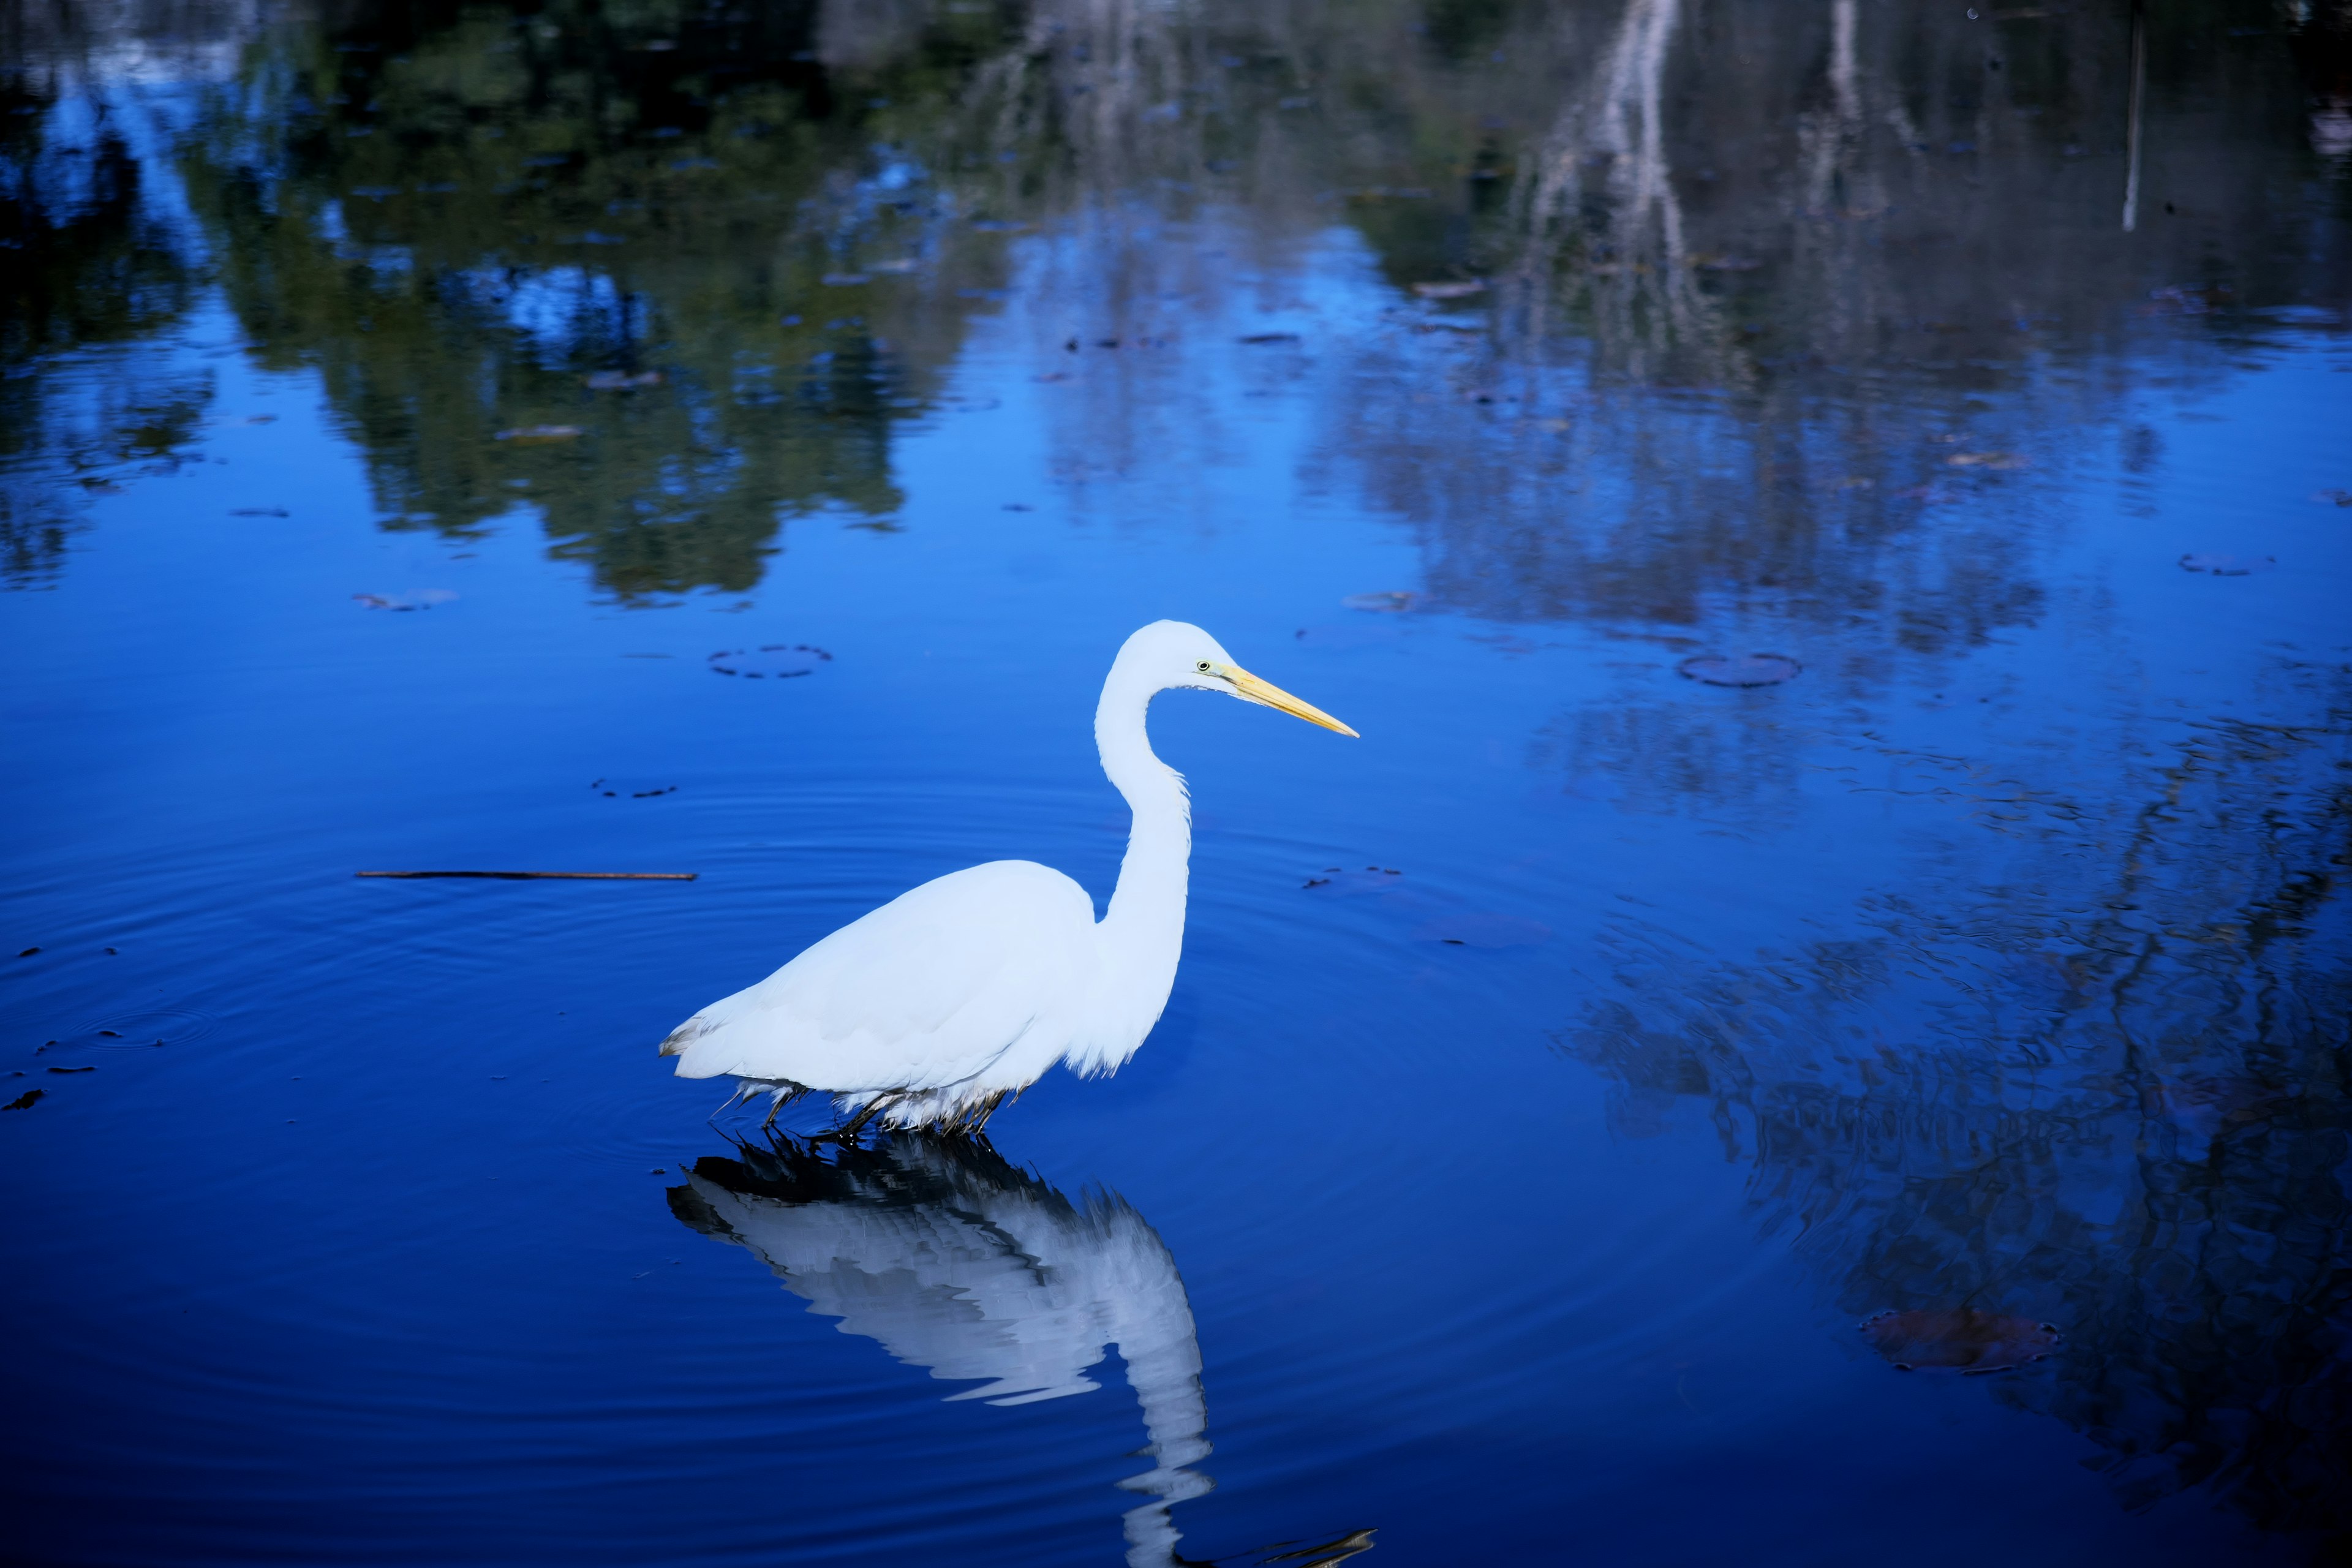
[1861,1309,2059,1373]
[2179,552,2277,575]
[4,1090,43,1111]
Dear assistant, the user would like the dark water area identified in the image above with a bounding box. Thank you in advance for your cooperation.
[5,0,2351,1562]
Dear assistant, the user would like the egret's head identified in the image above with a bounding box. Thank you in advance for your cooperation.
[1119,620,1359,737]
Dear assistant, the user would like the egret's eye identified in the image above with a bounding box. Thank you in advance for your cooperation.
[1196,660,1213,674]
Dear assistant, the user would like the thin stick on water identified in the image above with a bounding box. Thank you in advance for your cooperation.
[355,870,698,880]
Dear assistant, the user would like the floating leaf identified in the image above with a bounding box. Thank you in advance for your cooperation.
[1412,279,1486,299]
[1341,590,1417,612]
[1861,1309,2059,1373]
[708,644,833,679]
[494,424,582,442]
[2179,552,2276,575]
[1678,653,1801,687]
[4,1090,42,1110]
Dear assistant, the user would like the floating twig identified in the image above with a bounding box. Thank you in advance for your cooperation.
[356,870,698,881]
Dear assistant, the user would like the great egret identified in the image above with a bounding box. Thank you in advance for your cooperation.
[670,1136,1212,1567]
[660,620,1357,1133]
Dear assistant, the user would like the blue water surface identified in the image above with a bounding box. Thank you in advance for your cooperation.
[5,2,2350,1564]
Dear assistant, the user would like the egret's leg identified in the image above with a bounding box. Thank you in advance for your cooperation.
[832,1091,901,1142]
[754,1085,810,1134]
[708,1082,752,1125]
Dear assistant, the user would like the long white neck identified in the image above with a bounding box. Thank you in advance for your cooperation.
[1093,660,1190,991]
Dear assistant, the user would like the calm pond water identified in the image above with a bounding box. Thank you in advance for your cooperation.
[6,1,2351,1563]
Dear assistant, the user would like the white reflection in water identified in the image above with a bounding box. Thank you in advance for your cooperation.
[669,1136,1212,1567]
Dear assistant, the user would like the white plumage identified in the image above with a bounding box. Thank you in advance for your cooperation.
[660,620,1356,1133]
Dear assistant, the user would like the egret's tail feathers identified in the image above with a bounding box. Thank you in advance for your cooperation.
[659,1013,714,1057]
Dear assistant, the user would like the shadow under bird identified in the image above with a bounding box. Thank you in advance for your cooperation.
[660,620,1358,1134]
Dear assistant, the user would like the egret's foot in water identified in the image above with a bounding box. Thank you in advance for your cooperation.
[759,1085,808,1132]
[825,1091,903,1144]
[937,1090,1012,1139]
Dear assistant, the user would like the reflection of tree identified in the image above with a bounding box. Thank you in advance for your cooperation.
[1313,0,2344,685]
[1,23,213,586]
[31,0,2344,605]
[172,0,1011,598]
[1556,677,2352,1545]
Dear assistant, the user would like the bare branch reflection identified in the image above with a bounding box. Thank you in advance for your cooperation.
[1556,671,2352,1537]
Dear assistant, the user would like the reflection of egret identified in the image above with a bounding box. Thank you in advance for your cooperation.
[661,621,1356,1134]
[668,1136,1213,1567]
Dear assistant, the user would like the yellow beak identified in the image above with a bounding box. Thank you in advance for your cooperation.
[1227,667,1360,737]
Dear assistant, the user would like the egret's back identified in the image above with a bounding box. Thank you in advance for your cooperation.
[662,860,1098,1095]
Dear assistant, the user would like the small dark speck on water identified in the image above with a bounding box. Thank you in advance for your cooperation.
[2179,552,2277,575]
[650,1168,666,1174]
[97,1030,120,1038]
[6,1090,44,1110]
[18,948,38,957]
[48,1066,95,1073]
[105,947,116,954]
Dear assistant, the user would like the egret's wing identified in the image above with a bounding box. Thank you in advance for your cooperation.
[663,861,1096,1093]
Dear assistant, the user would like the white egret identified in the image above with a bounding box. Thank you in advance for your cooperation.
[660,620,1357,1134]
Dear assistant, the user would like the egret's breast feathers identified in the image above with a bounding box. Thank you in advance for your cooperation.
[663,861,1100,1091]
